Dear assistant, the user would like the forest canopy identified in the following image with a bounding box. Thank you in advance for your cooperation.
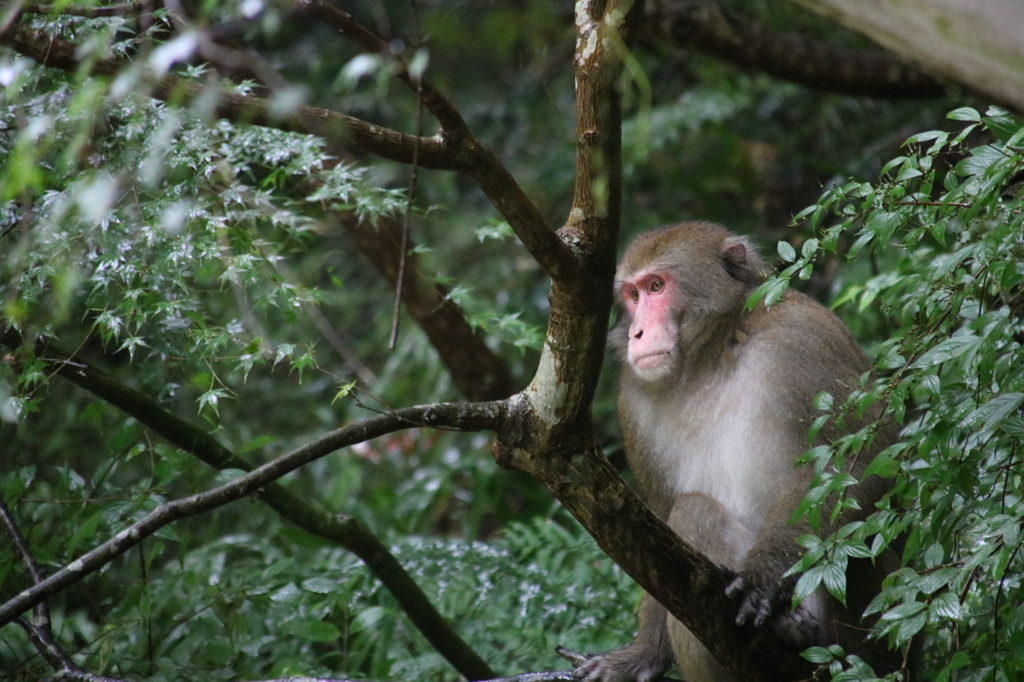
[1,2,1023,682]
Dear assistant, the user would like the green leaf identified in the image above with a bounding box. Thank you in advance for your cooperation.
[863,449,899,479]
[822,561,847,604]
[936,651,971,682]
[67,511,104,558]
[800,238,819,259]
[332,380,357,404]
[910,335,981,369]
[999,416,1024,437]
[293,618,342,642]
[931,244,978,280]
[777,240,797,263]
[880,155,909,177]
[881,601,927,622]
[758,278,790,307]
[197,388,230,416]
[352,606,388,632]
[930,591,962,621]
[475,220,514,241]
[956,144,1005,177]
[982,112,1020,142]
[812,391,834,411]
[793,565,824,605]
[947,107,981,122]
[961,392,1024,433]
[301,577,337,594]
[801,646,836,664]
[895,610,927,644]
[923,543,944,569]
[905,130,946,144]
[847,231,874,259]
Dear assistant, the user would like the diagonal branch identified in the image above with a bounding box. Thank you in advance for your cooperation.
[0,329,503,680]
[0,391,503,627]
[298,0,470,138]
[339,212,518,401]
[0,22,448,165]
[0,499,48,597]
[1,500,68,672]
[649,0,945,99]
[299,2,578,281]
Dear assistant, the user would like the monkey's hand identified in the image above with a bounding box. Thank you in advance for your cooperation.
[723,570,795,629]
[557,642,673,682]
[724,568,823,649]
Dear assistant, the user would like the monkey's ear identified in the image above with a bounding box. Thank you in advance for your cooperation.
[721,236,767,285]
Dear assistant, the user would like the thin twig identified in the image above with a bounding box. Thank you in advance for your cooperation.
[0,499,45,584]
[390,6,426,350]
[14,616,76,674]
[0,498,52,633]
[0,328,500,679]
[298,0,577,282]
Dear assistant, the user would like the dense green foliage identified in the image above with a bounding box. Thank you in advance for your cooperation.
[1,2,1022,682]
[769,107,1024,681]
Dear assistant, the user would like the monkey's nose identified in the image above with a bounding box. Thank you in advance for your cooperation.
[633,329,643,339]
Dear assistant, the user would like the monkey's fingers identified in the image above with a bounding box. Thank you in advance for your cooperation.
[726,577,776,628]
[724,575,745,599]
[559,644,676,682]
[750,595,775,627]
[736,591,774,627]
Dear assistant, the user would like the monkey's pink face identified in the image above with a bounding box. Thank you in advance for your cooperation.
[621,270,679,380]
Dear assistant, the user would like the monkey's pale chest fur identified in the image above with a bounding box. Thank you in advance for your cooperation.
[628,351,800,534]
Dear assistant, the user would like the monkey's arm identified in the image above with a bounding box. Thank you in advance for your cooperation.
[570,594,674,682]
[725,466,893,632]
[724,498,806,629]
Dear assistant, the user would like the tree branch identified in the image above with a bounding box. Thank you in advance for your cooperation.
[0,392,501,624]
[277,152,518,399]
[297,0,469,138]
[1,23,452,165]
[0,499,48,598]
[0,328,503,680]
[649,0,946,99]
[299,2,578,282]
[339,212,518,401]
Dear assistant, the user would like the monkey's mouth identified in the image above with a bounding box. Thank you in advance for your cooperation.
[633,350,672,369]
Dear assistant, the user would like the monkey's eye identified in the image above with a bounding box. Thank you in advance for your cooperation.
[630,289,640,302]
[649,279,664,293]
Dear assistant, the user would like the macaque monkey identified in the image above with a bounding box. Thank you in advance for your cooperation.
[577,222,901,682]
